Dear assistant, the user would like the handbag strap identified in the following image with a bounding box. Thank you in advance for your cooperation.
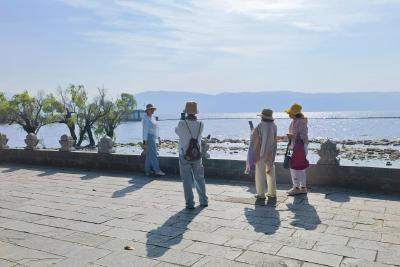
[285,139,292,156]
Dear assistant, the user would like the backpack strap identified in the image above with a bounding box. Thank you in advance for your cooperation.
[185,120,194,138]
[185,120,202,140]
[196,122,202,139]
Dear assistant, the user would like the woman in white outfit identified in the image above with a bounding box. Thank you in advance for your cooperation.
[142,104,165,176]
[253,108,278,199]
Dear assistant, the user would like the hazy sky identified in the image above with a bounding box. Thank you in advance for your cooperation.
[1,0,400,96]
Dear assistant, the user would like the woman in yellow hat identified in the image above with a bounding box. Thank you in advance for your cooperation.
[284,103,309,196]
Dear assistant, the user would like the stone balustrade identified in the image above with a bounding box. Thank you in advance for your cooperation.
[0,134,399,193]
[0,133,9,149]
[0,148,398,193]
[98,136,115,154]
[317,139,340,165]
[59,135,75,152]
[24,133,39,150]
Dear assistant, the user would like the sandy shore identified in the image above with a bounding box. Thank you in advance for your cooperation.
[115,137,400,164]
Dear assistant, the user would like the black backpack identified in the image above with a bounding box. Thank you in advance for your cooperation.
[184,120,202,161]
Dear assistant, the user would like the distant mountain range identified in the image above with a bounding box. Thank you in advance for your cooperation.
[135,91,400,114]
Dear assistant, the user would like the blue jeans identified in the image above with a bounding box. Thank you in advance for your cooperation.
[145,134,161,174]
[179,155,208,208]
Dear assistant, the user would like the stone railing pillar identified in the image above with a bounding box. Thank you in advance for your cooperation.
[59,135,75,152]
[25,133,39,150]
[317,139,340,165]
[140,142,146,157]
[0,133,9,149]
[202,140,210,159]
[98,136,115,154]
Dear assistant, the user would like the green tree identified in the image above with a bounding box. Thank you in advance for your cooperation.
[56,84,87,141]
[0,92,9,123]
[96,93,136,138]
[6,91,63,134]
[0,92,7,107]
[55,85,113,147]
[75,88,111,147]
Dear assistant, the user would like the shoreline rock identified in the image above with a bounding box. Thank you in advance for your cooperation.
[113,137,400,162]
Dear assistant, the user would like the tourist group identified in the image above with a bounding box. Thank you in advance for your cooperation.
[142,101,309,209]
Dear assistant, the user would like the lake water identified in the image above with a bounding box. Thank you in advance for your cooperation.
[1,111,399,168]
[2,111,399,146]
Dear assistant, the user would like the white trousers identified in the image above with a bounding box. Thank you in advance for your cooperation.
[290,144,308,188]
[290,169,307,188]
[255,161,276,197]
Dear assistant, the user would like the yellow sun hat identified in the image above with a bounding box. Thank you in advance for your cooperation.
[284,103,303,116]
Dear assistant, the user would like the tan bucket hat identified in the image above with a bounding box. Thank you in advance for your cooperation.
[257,108,274,120]
[184,101,198,115]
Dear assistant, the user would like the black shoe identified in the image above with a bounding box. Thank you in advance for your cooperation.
[186,206,195,210]
[200,203,208,207]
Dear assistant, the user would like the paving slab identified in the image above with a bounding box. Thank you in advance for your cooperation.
[340,258,397,267]
[193,256,256,267]
[1,163,400,266]
[94,251,159,267]
[236,250,302,266]
[0,240,65,266]
[184,241,243,260]
[277,246,343,267]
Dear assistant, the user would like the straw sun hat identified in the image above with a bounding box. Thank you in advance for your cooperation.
[257,108,274,120]
[284,103,303,116]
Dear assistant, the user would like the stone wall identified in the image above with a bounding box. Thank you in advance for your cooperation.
[0,148,399,193]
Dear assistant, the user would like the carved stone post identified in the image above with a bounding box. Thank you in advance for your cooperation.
[98,136,115,154]
[59,134,75,152]
[140,142,146,157]
[202,139,210,159]
[0,133,9,149]
[25,133,39,150]
[317,140,340,165]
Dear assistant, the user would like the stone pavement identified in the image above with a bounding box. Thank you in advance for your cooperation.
[0,164,399,267]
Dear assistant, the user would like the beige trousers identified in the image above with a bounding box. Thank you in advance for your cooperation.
[255,160,277,197]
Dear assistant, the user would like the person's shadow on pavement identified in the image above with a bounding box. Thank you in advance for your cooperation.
[286,195,321,230]
[244,198,281,235]
[324,192,351,203]
[112,177,152,198]
[146,207,204,258]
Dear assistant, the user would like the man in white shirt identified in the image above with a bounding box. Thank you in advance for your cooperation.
[175,101,208,209]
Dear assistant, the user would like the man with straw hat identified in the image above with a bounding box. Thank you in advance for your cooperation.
[175,101,208,209]
[142,103,165,176]
[253,108,278,199]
